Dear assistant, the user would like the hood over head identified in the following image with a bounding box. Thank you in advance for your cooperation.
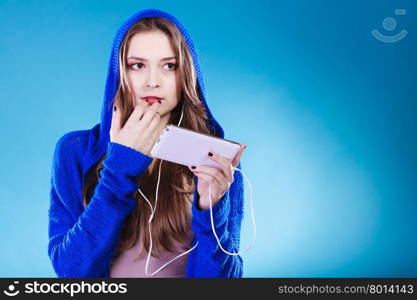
[81,8,234,182]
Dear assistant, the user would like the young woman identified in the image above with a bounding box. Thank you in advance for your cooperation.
[48,8,246,278]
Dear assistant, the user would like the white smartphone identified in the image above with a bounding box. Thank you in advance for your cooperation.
[150,125,243,170]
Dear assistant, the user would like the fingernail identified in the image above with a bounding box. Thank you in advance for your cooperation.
[191,166,196,169]
[208,152,213,157]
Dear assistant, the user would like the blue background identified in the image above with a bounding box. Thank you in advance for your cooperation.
[0,0,416,277]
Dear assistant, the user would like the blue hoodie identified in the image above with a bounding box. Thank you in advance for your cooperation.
[48,8,244,278]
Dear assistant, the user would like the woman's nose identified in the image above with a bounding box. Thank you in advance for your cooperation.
[145,69,160,88]
[146,82,159,88]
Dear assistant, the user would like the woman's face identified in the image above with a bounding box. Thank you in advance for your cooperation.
[126,30,180,117]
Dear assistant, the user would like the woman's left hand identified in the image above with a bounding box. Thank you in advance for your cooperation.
[189,144,246,210]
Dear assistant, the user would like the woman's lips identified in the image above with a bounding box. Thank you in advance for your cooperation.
[141,97,163,105]
[147,99,159,104]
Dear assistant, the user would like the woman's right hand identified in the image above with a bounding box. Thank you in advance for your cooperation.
[109,100,163,156]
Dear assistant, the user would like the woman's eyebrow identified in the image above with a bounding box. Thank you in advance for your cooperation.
[127,56,177,61]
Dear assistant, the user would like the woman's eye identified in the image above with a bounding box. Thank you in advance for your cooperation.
[129,62,176,71]
[164,63,177,70]
[130,63,144,70]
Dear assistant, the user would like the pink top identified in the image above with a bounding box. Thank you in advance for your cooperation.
[110,202,195,278]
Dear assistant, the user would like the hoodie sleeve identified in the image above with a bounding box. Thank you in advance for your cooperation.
[48,133,152,278]
[187,172,244,278]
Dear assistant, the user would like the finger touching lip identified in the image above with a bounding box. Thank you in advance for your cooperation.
[147,99,162,105]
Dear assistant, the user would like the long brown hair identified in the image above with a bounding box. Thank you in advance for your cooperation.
[82,17,218,259]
